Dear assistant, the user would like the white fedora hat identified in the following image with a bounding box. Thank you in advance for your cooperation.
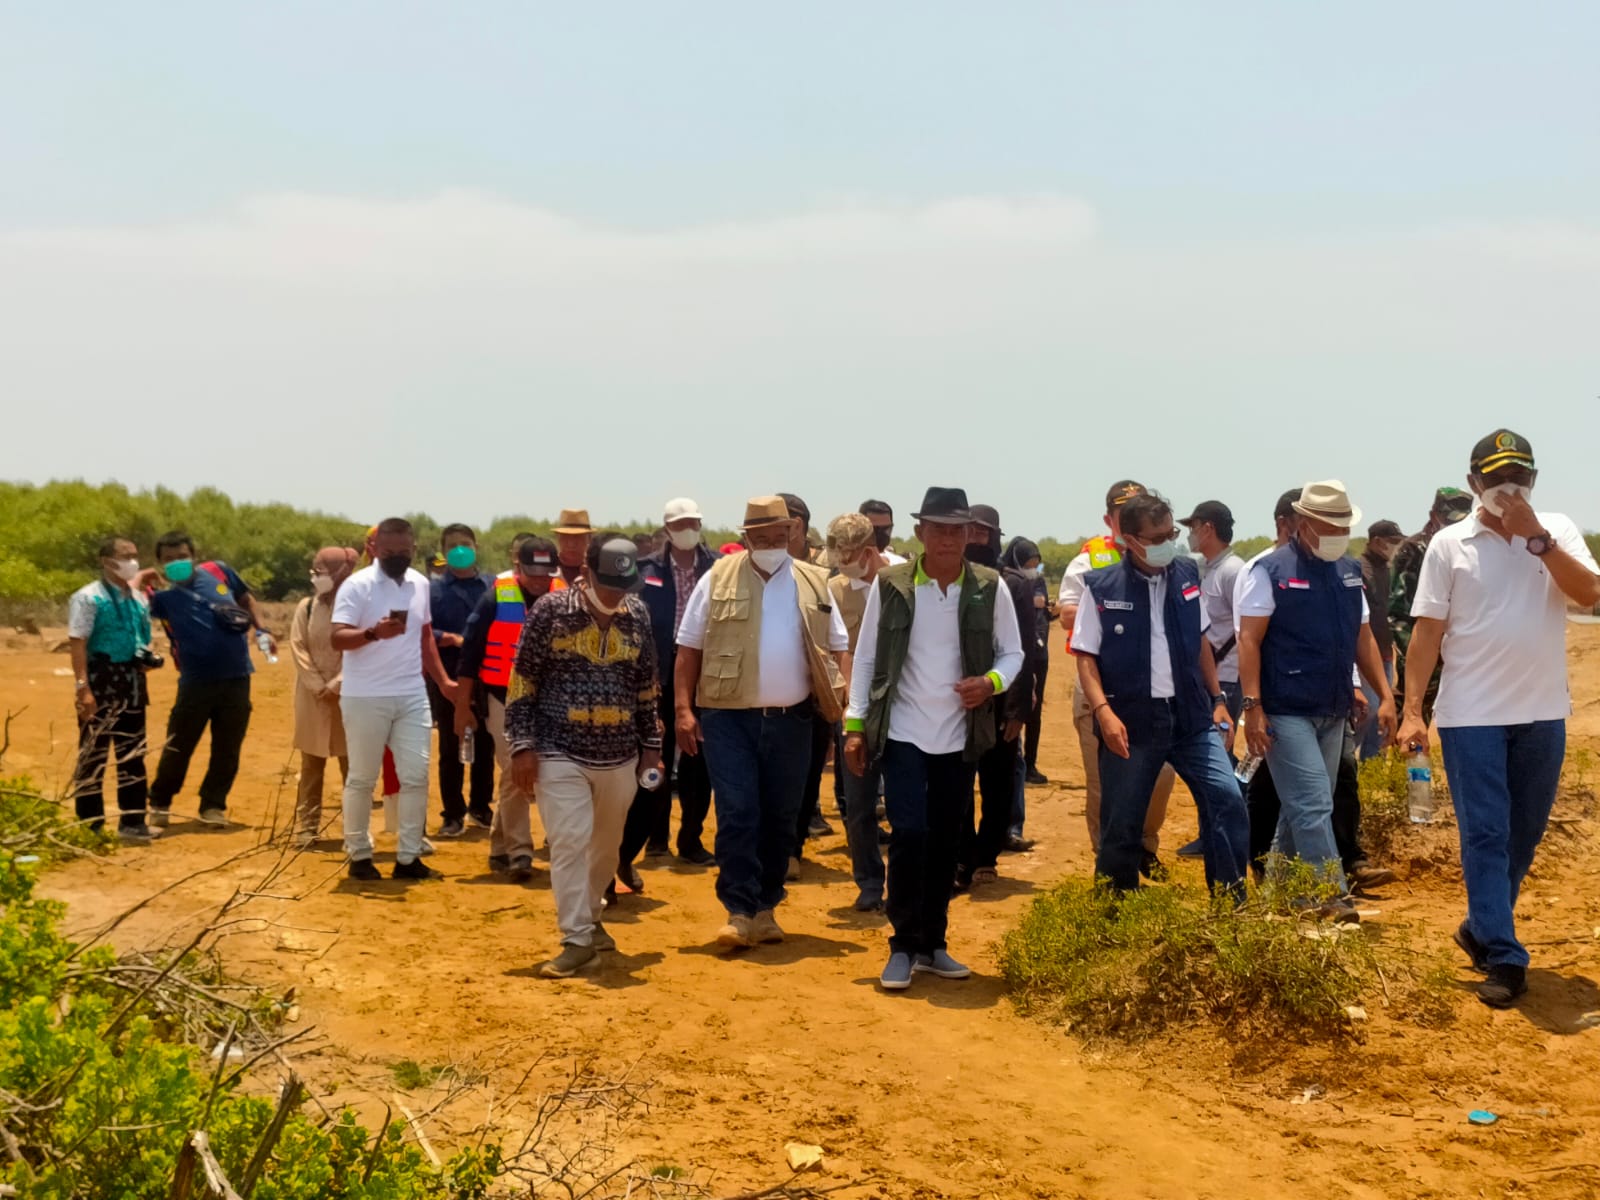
[1292,480,1362,529]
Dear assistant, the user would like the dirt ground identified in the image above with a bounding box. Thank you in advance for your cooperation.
[5,628,1600,1199]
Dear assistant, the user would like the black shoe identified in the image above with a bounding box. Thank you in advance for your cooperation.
[508,855,534,882]
[1025,769,1049,786]
[808,814,835,837]
[1175,838,1205,859]
[644,841,670,858]
[1453,922,1489,974]
[1003,835,1035,854]
[1478,964,1527,1009]
[951,866,972,896]
[677,845,716,866]
[603,879,616,907]
[618,864,645,894]
[437,819,465,838]
[348,858,382,881]
[392,858,435,881]
[1139,852,1169,883]
[853,892,885,913]
[487,854,511,873]
[465,808,492,830]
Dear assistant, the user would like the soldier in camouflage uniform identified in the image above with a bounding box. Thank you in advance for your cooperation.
[1387,487,1473,721]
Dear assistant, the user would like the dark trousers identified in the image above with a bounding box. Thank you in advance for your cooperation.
[620,716,713,864]
[962,719,1019,871]
[1248,733,1366,875]
[883,739,974,956]
[794,716,838,858]
[701,706,814,916]
[841,727,886,901]
[149,676,252,814]
[428,679,494,821]
[72,703,149,830]
[1024,651,1049,772]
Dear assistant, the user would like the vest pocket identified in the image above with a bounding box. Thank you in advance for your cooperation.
[703,650,745,700]
[710,595,750,623]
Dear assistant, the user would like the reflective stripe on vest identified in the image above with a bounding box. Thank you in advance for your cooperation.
[1065,534,1124,654]
[480,570,565,689]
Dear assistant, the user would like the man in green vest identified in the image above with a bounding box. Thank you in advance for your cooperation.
[843,487,1025,992]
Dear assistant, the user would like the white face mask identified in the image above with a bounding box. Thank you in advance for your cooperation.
[668,527,701,551]
[582,582,625,616]
[109,558,140,581]
[1309,533,1350,563]
[1185,531,1202,553]
[1479,482,1533,516]
[1137,540,1181,569]
[311,573,335,595]
[749,546,791,574]
[837,558,868,580]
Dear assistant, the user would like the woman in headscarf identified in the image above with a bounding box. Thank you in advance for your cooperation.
[290,546,358,846]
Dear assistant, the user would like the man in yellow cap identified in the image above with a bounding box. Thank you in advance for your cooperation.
[674,496,850,950]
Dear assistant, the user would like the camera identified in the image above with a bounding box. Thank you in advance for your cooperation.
[134,646,165,670]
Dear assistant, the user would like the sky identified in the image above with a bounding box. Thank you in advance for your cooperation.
[2,1,1598,540]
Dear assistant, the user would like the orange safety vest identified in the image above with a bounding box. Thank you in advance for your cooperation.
[1065,535,1123,654]
[479,569,566,689]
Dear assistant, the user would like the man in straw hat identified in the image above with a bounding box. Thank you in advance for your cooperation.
[1237,480,1397,922]
[1398,430,1600,1007]
[551,508,595,588]
[844,487,1024,991]
[674,496,850,950]
[507,535,663,978]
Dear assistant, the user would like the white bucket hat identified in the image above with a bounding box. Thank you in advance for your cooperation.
[1292,480,1362,530]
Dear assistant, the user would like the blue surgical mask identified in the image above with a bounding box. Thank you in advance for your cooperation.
[1139,541,1181,569]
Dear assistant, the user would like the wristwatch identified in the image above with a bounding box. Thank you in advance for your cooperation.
[1526,531,1553,557]
[1211,693,1227,708]
[74,677,89,689]
[363,627,380,642]
[1240,696,1261,711]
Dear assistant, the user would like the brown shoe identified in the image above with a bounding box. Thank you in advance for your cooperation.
[1350,862,1397,893]
[716,914,754,950]
[750,909,785,944]
[786,857,801,882]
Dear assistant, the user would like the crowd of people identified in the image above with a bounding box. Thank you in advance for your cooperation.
[64,428,1599,1007]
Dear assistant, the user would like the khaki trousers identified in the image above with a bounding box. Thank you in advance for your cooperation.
[296,753,348,837]
[1073,678,1172,853]
[536,756,637,948]
[485,696,537,860]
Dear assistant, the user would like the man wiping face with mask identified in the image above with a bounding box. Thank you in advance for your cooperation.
[1236,480,1397,922]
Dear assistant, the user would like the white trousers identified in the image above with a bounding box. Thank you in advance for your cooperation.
[341,693,431,864]
[537,756,637,947]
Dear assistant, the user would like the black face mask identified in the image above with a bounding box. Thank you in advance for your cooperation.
[872,527,892,551]
[964,542,998,568]
[379,554,411,582]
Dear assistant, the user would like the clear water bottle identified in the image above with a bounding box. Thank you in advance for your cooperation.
[639,766,664,791]
[1407,748,1433,824]
[1234,754,1263,784]
[459,728,475,766]
[255,629,277,664]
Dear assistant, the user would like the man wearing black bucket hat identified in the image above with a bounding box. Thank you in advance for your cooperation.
[1399,430,1600,1008]
[843,488,1024,992]
[506,534,664,978]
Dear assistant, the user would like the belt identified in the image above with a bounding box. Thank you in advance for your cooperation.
[755,700,813,719]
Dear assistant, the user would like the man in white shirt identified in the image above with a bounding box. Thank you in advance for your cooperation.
[675,497,850,950]
[331,518,459,882]
[1397,430,1600,1008]
[843,488,1024,991]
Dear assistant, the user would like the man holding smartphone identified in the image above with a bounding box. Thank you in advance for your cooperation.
[331,518,458,881]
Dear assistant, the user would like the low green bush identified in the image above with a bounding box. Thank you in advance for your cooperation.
[999,874,1455,1041]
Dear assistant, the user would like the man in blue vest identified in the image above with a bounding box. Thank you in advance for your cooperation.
[1239,480,1396,920]
[843,487,1024,992]
[1071,493,1249,893]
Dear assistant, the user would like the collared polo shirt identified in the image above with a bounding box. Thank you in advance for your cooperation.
[1071,568,1210,698]
[68,579,151,663]
[1411,508,1598,728]
[844,559,1025,755]
[1200,548,1243,683]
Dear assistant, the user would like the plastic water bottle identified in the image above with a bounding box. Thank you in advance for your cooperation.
[459,728,475,766]
[1407,748,1434,824]
[639,766,664,791]
[255,629,277,664]
[1234,754,1263,784]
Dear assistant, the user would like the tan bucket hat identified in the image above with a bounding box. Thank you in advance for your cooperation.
[740,496,792,530]
[552,508,594,535]
[1292,480,1362,530]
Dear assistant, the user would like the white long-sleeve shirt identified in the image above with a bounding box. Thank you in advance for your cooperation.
[845,563,1024,756]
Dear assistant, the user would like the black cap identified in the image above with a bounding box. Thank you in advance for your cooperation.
[1178,500,1232,528]
[1432,486,1473,524]
[517,544,559,575]
[912,487,973,526]
[969,504,1002,533]
[1470,429,1535,475]
[1367,519,1404,539]
[1104,480,1146,513]
[1273,487,1303,522]
[592,538,644,593]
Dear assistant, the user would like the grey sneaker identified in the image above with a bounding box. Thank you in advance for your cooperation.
[716,914,754,950]
[198,808,228,827]
[913,950,971,979]
[508,855,534,882]
[437,819,465,838]
[146,808,170,828]
[539,944,598,978]
[119,824,159,844]
[591,924,617,953]
[750,910,785,944]
[880,951,914,991]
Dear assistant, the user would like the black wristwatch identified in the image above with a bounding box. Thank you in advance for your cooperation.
[1526,531,1553,557]
[1211,693,1227,708]
[363,627,380,642]
[1241,696,1260,711]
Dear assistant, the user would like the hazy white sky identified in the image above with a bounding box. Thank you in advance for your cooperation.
[2,2,1597,539]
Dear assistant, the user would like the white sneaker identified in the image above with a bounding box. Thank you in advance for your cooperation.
[419,837,436,857]
[198,808,229,827]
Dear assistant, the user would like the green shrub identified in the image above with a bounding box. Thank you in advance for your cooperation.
[0,775,116,866]
[999,875,1455,1041]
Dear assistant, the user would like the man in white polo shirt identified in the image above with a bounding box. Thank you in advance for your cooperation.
[844,487,1024,991]
[1398,430,1600,1008]
[675,496,850,950]
[331,518,459,882]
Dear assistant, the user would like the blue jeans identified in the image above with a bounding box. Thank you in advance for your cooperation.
[883,739,974,956]
[840,728,886,902]
[1097,702,1249,893]
[1266,713,1347,892]
[701,706,814,917]
[1440,721,1565,969]
[1356,661,1396,761]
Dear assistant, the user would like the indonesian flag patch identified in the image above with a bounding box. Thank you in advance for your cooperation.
[1181,584,1201,601]
[1284,579,1311,590]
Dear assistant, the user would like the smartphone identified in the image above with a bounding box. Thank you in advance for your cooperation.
[389,607,408,631]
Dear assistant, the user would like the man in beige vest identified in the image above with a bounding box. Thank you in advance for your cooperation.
[675,496,850,949]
